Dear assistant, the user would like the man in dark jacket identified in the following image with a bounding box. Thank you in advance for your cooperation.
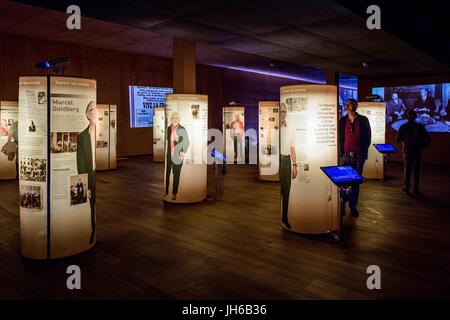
[397,110,431,195]
[165,112,190,201]
[338,98,372,217]
[77,101,96,245]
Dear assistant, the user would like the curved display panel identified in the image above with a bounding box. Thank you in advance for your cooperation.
[223,106,245,163]
[19,76,97,259]
[164,94,208,203]
[96,104,117,170]
[357,102,386,179]
[258,101,279,181]
[279,84,339,234]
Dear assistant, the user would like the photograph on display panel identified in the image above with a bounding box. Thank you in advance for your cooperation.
[20,158,46,182]
[372,82,450,132]
[20,184,43,210]
[70,173,88,206]
[50,132,78,153]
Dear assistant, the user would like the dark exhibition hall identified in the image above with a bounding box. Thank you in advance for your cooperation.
[0,0,450,312]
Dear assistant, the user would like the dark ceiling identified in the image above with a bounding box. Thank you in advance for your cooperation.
[6,0,450,81]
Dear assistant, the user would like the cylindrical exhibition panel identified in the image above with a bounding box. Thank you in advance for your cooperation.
[0,101,18,180]
[153,107,165,162]
[19,76,97,259]
[280,84,339,234]
[96,104,117,170]
[358,102,386,179]
[258,101,280,181]
[164,94,208,203]
[223,106,245,163]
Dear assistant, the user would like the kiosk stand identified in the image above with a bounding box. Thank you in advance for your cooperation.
[373,144,397,182]
[321,166,365,241]
[210,150,227,200]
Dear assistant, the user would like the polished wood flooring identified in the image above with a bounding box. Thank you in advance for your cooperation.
[1,156,450,299]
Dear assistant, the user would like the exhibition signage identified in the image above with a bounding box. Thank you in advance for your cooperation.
[357,102,386,179]
[96,104,117,170]
[164,94,208,203]
[258,101,279,181]
[223,106,245,163]
[279,84,339,234]
[0,101,18,180]
[19,76,97,259]
[153,107,165,162]
[129,86,172,128]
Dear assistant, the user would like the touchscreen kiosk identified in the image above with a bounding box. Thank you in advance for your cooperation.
[320,165,364,188]
[373,144,397,154]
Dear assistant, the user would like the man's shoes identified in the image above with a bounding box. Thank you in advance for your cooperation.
[350,207,359,217]
[413,189,422,196]
[171,194,177,201]
[402,188,410,194]
[282,220,292,229]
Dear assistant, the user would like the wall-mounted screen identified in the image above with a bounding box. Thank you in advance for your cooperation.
[339,87,358,117]
[372,83,450,133]
[129,86,173,128]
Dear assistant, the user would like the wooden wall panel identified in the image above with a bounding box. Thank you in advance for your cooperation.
[1,33,316,158]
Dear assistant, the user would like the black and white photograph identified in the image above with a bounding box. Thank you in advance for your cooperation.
[50,132,78,153]
[261,144,277,155]
[28,120,36,132]
[38,91,46,104]
[19,158,46,182]
[70,174,88,206]
[285,97,308,112]
[96,140,108,148]
[191,104,199,119]
[19,185,42,210]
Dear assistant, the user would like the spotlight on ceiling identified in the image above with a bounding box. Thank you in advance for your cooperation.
[362,61,369,67]
[35,56,69,70]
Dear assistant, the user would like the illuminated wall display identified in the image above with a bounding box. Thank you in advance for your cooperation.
[153,107,165,162]
[223,106,245,163]
[129,86,173,128]
[164,94,208,203]
[19,76,97,259]
[279,84,339,234]
[357,102,386,179]
[0,101,18,180]
[96,104,117,170]
[258,101,279,181]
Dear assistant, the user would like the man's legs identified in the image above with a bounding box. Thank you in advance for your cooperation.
[413,153,421,193]
[89,196,96,244]
[165,157,172,195]
[237,134,243,162]
[233,135,238,160]
[349,159,365,210]
[172,163,183,196]
[403,153,413,192]
[280,157,291,228]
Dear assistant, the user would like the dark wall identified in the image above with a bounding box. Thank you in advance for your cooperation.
[359,75,450,165]
[197,64,300,134]
[0,34,308,157]
[0,33,172,156]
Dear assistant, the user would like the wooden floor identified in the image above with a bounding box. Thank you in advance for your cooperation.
[1,156,450,299]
